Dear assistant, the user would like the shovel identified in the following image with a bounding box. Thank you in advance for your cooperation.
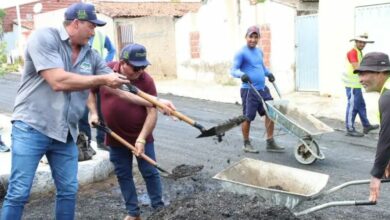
[124,84,246,141]
[93,122,204,179]
[93,122,172,175]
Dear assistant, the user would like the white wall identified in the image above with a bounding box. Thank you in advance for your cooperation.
[319,0,390,96]
[262,1,296,94]
[33,9,115,58]
[175,0,296,93]
[175,0,237,82]
[34,9,114,40]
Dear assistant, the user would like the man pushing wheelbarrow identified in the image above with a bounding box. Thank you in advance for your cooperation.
[230,25,285,154]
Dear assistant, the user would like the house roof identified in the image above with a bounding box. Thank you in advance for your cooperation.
[12,19,34,30]
[94,2,202,18]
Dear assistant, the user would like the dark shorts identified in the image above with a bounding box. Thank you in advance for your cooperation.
[241,86,273,121]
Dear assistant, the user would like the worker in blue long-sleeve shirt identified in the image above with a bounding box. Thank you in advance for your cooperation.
[231,25,284,154]
[78,31,116,151]
[90,31,116,62]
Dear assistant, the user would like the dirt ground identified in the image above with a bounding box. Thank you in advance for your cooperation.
[0,167,322,220]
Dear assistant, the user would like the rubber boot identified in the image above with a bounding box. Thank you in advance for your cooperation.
[242,140,259,154]
[266,138,285,153]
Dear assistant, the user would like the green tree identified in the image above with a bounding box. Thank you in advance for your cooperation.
[0,9,5,38]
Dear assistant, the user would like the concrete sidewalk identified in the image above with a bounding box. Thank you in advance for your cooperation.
[0,78,381,196]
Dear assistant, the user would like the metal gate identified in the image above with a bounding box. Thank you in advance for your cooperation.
[295,14,319,91]
[117,24,134,52]
[355,4,390,56]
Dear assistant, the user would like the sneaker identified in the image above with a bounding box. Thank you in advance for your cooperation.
[363,124,379,134]
[346,130,364,137]
[97,142,110,151]
[242,140,259,153]
[0,141,10,152]
[266,138,285,153]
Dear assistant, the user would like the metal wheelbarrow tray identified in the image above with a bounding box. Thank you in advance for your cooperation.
[213,158,385,216]
[265,99,334,164]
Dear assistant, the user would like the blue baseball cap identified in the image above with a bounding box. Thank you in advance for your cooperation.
[64,3,106,27]
[120,44,151,67]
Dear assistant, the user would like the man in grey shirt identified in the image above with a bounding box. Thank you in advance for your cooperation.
[0,3,131,220]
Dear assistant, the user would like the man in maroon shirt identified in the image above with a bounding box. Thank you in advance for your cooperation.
[89,43,165,220]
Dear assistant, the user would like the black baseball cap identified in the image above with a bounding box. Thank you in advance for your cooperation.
[64,3,106,27]
[354,52,390,74]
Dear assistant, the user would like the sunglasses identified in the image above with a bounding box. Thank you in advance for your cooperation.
[133,65,147,72]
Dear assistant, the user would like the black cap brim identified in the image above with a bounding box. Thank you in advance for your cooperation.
[90,19,106,27]
[354,66,390,74]
[129,60,151,67]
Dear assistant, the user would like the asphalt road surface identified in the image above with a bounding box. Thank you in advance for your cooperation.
[0,73,389,219]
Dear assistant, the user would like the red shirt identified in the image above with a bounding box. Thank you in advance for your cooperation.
[98,61,157,147]
[347,48,361,63]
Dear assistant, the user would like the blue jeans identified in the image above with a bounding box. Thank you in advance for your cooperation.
[109,142,164,217]
[345,87,371,131]
[1,121,78,220]
[78,93,105,144]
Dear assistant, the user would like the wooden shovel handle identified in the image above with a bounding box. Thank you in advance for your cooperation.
[136,89,196,125]
[109,131,157,166]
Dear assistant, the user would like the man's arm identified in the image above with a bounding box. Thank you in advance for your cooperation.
[371,90,390,178]
[347,49,360,70]
[139,107,158,141]
[105,86,176,114]
[104,36,116,62]
[133,106,157,156]
[369,90,390,202]
[104,86,154,106]
[231,51,245,78]
[40,68,128,91]
[87,91,99,126]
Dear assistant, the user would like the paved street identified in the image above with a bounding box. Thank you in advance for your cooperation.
[0,73,389,219]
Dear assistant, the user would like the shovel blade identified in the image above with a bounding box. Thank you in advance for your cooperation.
[197,127,217,138]
[197,115,247,138]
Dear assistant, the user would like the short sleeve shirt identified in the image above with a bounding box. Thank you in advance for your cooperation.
[12,25,111,143]
[99,61,157,147]
[347,48,361,63]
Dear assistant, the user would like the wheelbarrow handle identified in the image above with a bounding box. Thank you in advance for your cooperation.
[355,200,377,206]
[311,178,390,200]
[294,200,376,216]
[247,82,269,116]
[271,82,282,99]
[125,84,206,132]
[92,122,172,175]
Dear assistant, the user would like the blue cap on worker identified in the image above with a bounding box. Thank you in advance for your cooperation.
[246,25,260,36]
[64,2,106,27]
[120,44,151,67]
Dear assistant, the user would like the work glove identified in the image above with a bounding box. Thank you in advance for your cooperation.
[241,74,251,83]
[267,73,275,83]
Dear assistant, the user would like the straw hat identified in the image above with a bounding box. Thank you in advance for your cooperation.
[350,33,374,43]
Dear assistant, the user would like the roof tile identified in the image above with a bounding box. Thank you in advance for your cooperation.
[95,2,202,18]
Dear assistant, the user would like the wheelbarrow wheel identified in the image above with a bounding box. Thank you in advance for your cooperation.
[294,138,320,165]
